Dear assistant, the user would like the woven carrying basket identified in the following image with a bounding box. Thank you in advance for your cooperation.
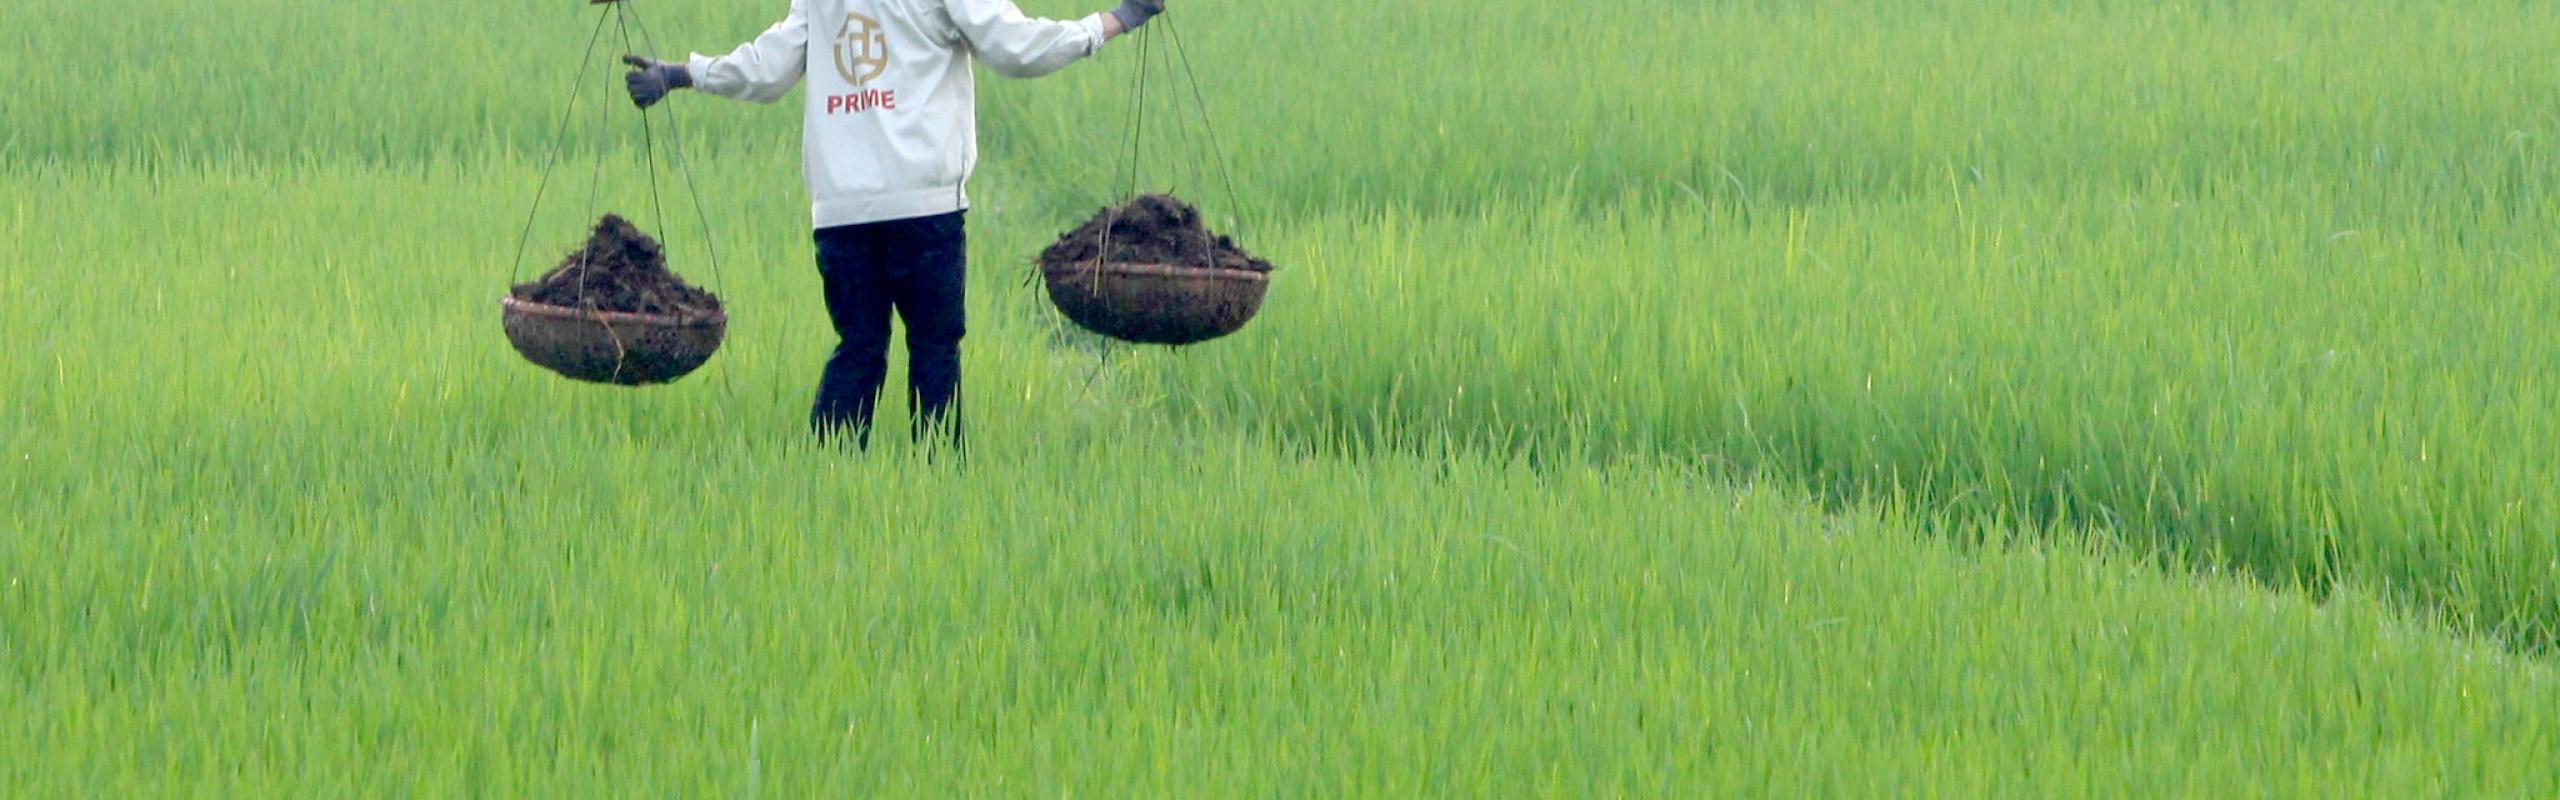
[1041,261,1269,346]
[501,296,727,386]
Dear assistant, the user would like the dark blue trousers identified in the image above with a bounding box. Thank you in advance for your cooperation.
[810,211,966,449]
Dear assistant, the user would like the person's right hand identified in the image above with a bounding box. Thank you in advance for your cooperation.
[622,55,693,109]
[1110,0,1164,32]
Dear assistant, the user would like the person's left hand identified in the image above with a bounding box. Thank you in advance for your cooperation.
[623,55,693,109]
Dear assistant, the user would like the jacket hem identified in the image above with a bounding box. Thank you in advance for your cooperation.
[812,186,972,229]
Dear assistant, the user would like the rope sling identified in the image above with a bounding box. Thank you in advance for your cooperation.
[514,2,1229,295]
[510,0,722,294]
[1109,13,1248,251]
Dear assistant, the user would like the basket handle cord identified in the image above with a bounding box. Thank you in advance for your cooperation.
[507,0,725,301]
[1101,13,1248,272]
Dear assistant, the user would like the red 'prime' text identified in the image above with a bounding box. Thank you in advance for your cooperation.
[827,89,898,115]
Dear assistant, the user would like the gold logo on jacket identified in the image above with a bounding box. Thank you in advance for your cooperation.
[833,13,889,85]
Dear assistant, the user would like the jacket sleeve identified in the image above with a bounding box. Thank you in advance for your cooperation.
[944,0,1108,79]
[687,0,809,104]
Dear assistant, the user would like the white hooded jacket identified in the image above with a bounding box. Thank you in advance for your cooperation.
[686,0,1111,229]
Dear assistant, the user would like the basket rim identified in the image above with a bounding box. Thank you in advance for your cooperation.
[502,294,728,327]
[1041,260,1271,284]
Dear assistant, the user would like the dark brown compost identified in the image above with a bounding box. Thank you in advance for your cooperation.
[1039,194,1272,273]
[511,214,722,319]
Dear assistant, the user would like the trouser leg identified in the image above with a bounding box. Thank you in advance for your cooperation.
[811,224,892,447]
[890,212,968,448]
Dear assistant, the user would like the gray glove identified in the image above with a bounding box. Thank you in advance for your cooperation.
[1110,0,1164,31]
[622,55,693,109]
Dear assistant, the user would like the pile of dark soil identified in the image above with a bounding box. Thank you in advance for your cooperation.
[511,214,722,318]
[1040,194,1272,273]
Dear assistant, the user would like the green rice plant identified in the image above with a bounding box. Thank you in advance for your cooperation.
[1148,185,2560,648]
[6,151,2560,797]
[8,0,2560,793]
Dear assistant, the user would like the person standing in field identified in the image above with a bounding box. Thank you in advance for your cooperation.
[623,0,1166,450]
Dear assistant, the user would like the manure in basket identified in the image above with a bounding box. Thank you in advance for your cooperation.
[1040,194,1272,273]
[512,214,723,319]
